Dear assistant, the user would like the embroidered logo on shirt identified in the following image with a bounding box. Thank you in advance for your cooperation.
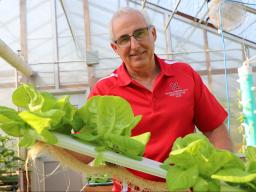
[165,81,188,97]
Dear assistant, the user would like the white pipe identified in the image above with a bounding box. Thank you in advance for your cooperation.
[53,133,167,178]
[0,39,34,77]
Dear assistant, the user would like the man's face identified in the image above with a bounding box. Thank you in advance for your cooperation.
[111,12,156,72]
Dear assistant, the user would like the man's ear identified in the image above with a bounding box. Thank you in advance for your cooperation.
[151,26,157,42]
[111,43,119,55]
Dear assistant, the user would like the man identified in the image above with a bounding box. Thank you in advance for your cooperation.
[85,7,233,191]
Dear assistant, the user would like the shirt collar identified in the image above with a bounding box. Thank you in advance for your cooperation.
[116,63,132,86]
[155,55,175,77]
[116,54,175,86]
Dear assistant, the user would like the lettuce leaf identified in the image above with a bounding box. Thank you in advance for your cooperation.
[1,84,150,162]
[163,133,256,192]
[76,96,149,160]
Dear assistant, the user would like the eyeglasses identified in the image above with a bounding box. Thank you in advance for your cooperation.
[114,26,152,47]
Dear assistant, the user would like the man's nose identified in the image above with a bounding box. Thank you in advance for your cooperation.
[130,36,140,49]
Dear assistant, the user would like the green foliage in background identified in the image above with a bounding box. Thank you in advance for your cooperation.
[0,135,23,187]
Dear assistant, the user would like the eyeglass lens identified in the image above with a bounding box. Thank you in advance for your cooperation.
[116,27,149,47]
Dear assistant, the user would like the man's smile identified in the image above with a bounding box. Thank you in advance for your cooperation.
[130,51,146,57]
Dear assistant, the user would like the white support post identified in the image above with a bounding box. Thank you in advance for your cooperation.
[0,39,34,78]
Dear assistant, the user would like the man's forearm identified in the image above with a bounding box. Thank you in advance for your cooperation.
[204,123,233,151]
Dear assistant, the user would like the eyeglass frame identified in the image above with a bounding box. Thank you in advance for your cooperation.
[113,25,153,47]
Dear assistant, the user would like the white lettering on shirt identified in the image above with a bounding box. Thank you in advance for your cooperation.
[165,81,188,97]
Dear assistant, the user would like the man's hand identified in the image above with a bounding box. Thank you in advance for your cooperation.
[204,123,233,151]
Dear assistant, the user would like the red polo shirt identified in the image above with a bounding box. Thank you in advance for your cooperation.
[89,55,227,190]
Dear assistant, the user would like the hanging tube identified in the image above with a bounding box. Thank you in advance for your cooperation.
[238,65,256,146]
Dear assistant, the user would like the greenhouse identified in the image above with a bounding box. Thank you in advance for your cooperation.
[0,0,256,191]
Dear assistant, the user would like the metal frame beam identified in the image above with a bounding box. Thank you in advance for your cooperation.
[52,0,60,89]
[129,0,256,49]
